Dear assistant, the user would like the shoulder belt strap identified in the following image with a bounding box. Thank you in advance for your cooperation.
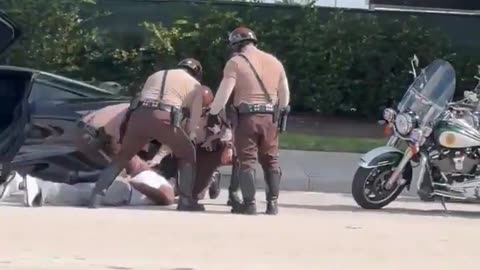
[237,54,273,104]
[159,70,169,100]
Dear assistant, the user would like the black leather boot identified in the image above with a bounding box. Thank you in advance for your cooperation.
[177,163,205,211]
[265,169,281,215]
[88,164,123,208]
[227,163,243,207]
[208,170,221,199]
[231,169,256,215]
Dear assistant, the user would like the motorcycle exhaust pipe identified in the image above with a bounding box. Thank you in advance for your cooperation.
[433,190,466,200]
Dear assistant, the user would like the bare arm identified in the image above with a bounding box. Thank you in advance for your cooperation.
[278,69,290,109]
[209,60,237,115]
[209,77,236,115]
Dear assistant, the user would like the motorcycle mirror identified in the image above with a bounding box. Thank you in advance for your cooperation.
[413,54,419,67]
[408,70,416,79]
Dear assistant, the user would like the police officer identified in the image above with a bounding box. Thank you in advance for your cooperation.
[208,27,291,215]
[89,58,206,211]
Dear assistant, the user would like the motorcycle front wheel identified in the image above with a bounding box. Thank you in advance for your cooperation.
[351,164,411,209]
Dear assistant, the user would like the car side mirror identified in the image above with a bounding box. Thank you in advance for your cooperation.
[98,81,124,95]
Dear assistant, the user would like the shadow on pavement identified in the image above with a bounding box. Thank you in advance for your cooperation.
[340,193,433,204]
[0,200,233,215]
[115,204,232,215]
[279,203,480,219]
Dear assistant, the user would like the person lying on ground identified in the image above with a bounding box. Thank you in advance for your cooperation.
[2,101,178,207]
[0,167,175,207]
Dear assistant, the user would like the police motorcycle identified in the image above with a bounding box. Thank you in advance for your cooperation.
[351,55,480,210]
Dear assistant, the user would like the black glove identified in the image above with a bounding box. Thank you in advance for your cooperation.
[207,113,220,129]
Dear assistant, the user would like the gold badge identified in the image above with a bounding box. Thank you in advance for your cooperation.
[445,133,456,146]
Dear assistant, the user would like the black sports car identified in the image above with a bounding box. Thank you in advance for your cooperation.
[0,11,134,184]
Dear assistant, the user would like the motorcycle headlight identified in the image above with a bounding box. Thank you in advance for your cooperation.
[395,113,415,135]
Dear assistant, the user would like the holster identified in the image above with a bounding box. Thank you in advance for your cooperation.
[129,94,141,110]
[170,107,183,128]
[226,104,238,127]
[277,105,291,133]
[78,121,111,151]
[273,104,280,124]
[95,127,113,152]
[182,107,191,119]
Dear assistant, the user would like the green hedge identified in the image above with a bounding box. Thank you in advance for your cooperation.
[1,0,479,118]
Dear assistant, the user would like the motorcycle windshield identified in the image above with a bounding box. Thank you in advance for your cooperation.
[397,59,456,127]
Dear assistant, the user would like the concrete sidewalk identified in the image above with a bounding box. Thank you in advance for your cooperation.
[218,150,363,193]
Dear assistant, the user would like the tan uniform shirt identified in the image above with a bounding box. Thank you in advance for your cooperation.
[140,68,201,108]
[82,103,148,152]
[139,68,204,138]
[209,45,290,114]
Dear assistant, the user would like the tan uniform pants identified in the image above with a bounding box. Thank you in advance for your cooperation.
[234,114,280,172]
[115,107,195,169]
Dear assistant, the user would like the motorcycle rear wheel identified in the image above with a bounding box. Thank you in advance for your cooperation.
[352,165,410,209]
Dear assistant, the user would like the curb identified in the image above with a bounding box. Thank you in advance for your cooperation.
[215,150,363,193]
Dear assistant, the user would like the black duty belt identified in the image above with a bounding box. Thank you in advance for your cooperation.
[76,120,99,138]
[236,103,275,114]
[139,99,178,113]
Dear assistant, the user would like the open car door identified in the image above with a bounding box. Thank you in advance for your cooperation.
[0,11,27,182]
[0,10,21,55]
[0,75,33,183]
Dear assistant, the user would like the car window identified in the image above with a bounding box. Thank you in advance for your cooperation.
[29,82,85,102]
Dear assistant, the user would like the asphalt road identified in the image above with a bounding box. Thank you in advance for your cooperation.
[218,149,363,193]
[218,150,421,196]
[1,150,478,270]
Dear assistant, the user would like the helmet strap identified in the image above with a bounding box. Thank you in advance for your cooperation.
[231,41,255,53]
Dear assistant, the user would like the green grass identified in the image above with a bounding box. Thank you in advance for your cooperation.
[279,133,387,153]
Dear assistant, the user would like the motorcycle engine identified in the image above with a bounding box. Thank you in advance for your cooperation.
[428,109,480,183]
[429,148,480,181]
